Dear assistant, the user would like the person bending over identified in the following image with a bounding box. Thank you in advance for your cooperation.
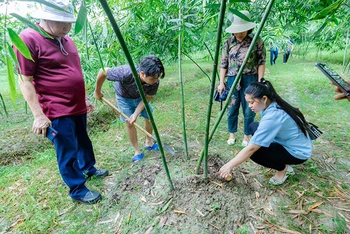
[94,55,165,162]
[219,79,312,185]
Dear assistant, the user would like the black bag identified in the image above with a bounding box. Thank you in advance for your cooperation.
[306,122,323,140]
[213,89,229,102]
[213,89,229,110]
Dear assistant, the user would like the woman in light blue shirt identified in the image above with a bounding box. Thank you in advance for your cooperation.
[219,79,312,185]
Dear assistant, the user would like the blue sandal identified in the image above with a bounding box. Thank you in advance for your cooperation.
[132,152,144,163]
[145,143,159,151]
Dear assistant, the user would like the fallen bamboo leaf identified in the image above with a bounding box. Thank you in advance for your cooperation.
[241,172,248,184]
[158,198,173,215]
[334,187,348,199]
[337,212,349,223]
[255,191,260,199]
[334,206,350,212]
[195,208,205,217]
[209,223,220,230]
[158,216,168,228]
[211,181,224,189]
[254,178,263,188]
[98,219,113,224]
[263,207,276,216]
[126,212,131,224]
[308,201,323,211]
[276,225,302,234]
[174,210,186,214]
[310,209,333,218]
[114,216,123,234]
[140,196,147,203]
[287,210,308,215]
[114,212,120,225]
[144,226,153,234]
[149,200,165,206]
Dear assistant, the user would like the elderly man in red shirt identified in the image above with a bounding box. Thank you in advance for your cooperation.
[14,0,107,204]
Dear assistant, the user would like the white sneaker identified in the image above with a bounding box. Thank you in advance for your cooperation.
[269,165,294,185]
[241,140,249,147]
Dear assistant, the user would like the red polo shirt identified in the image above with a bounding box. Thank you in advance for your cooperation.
[15,27,87,119]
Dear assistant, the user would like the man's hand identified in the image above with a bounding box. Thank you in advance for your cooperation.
[86,98,95,114]
[94,90,103,100]
[32,114,51,137]
[333,83,350,102]
[128,113,138,125]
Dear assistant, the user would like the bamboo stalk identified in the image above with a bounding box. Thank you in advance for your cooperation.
[203,0,227,181]
[196,0,276,174]
[178,6,189,159]
[98,0,174,190]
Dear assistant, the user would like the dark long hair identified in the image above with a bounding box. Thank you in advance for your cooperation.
[245,79,308,136]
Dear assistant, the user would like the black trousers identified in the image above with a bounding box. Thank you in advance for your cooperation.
[249,122,307,171]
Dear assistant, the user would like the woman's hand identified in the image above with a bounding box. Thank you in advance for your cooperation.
[217,83,226,95]
[219,162,234,179]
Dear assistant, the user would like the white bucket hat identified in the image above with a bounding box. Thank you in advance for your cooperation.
[31,0,76,23]
[225,10,257,34]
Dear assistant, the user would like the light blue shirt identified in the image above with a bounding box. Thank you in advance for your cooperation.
[250,102,312,160]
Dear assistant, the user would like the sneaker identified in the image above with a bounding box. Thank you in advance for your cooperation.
[227,138,236,145]
[241,140,249,147]
[73,190,101,204]
[269,165,294,185]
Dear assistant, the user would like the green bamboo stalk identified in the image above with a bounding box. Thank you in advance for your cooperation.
[202,0,227,181]
[88,23,104,72]
[98,0,174,190]
[181,52,211,82]
[196,0,276,174]
[178,6,189,159]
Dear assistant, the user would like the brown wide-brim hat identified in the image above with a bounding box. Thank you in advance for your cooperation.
[225,10,257,33]
[31,0,76,23]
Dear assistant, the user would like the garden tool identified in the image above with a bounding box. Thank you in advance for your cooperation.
[101,97,175,156]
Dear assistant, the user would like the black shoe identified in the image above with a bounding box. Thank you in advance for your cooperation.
[74,191,101,204]
[94,169,109,178]
[87,169,109,180]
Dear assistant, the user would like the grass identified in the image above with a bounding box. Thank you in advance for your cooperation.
[1,56,350,233]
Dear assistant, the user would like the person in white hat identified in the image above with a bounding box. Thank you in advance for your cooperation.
[217,10,266,147]
[14,0,108,204]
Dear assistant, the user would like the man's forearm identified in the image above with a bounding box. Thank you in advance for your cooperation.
[19,79,44,118]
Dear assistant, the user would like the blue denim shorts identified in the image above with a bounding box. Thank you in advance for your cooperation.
[116,95,153,122]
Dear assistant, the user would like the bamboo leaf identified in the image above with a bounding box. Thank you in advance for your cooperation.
[205,4,220,9]
[7,42,19,65]
[6,54,17,106]
[228,8,253,22]
[310,0,345,20]
[158,198,173,215]
[75,1,87,35]
[10,13,52,39]
[0,93,9,117]
[7,28,34,62]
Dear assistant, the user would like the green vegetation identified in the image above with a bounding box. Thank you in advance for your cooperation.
[1,57,349,233]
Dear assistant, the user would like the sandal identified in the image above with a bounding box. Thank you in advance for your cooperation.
[269,165,295,185]
[145,143,159,151]
[241,140,249,147]
[227,138,236,145]
[132,152,144,163]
